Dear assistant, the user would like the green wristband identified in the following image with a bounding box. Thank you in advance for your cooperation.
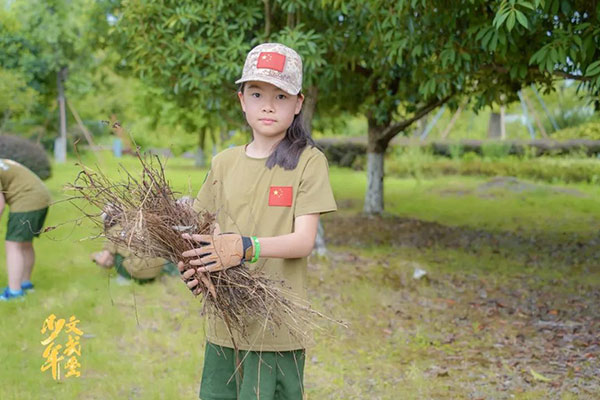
[249,236,260,263]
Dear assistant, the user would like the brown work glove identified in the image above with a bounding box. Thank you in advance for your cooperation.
[179,224,254,297]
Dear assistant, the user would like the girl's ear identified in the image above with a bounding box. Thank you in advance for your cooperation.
[238,91,246,112]
[294,93,304,115]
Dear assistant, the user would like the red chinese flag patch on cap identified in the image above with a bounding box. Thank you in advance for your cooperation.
[257,52,286,72]
[268,186,293,207]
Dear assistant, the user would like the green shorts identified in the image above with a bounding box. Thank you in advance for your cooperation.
[6,208,49,242]
[199,342,305,400]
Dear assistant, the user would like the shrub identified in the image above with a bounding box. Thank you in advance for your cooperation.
[552,121,600,141]
[448,143,463,160]
[481,141,512,159]
[0,135,52,180]
[317,139,366,168]
[385,157,600,184]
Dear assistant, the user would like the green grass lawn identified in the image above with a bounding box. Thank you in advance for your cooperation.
[330,166,600,236]
[1,151,598,399]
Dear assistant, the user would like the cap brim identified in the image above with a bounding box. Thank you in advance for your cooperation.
[235,75,300,96]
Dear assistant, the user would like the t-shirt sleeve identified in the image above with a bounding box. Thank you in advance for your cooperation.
[294,152,337,217]
[193,169,216,214]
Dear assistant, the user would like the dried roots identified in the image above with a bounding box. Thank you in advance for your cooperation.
[68,154,318,342]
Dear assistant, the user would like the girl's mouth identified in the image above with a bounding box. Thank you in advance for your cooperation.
[259,119,276,125]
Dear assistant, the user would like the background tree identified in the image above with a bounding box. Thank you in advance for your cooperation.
[113,0,356,165]
[0,68,38,132]
[0,0,107,160]
[323,0,600,214]
[113,0,600,213]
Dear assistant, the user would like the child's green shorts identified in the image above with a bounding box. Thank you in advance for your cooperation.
[199,342,305,400]
[6,208,48,242]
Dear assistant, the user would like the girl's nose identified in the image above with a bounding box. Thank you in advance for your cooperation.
[262,99,275,113]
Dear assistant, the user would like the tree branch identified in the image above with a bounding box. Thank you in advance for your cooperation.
[263,0,271,39]
[552,70,592,82]
[483,63,593,82]
[378,94,453,145]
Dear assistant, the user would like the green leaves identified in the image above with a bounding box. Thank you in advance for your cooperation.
[506,11,516,31]
[0,68,39,117]
[420,78,437,97]
[113,0,600,138]
[585,60,600,77]
[515,10,529,29]
[0,0,111,125]
[528,44,559,73]
[440,47,456,68]
[493,0,532,32]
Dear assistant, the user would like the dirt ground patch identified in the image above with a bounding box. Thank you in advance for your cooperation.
[322,214,600,269]
[314,215,600,398]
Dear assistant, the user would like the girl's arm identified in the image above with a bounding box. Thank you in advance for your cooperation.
[180,213,320,280]
[257,213,319,259]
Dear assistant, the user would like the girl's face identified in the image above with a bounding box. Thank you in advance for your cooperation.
[238,81,304,140]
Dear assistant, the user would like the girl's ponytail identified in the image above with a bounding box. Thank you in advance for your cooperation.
[265,109,315,170]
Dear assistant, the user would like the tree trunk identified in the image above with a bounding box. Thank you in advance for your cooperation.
[487,112,503,139]
[195,147,205,167]
[194,128,206,168]
[312,221,327,256]
[364,152,384,214]
[263,0,271,39]
[302,85,328,252]
[302,86,318,134]
[195,129,207,167]
[500,106,506,140]
[364,121,387,215]
[67,99,96,148]
[0,110,10,134]
[55,67,68,163]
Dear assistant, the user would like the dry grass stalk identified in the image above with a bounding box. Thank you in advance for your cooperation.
[67,154,319,342]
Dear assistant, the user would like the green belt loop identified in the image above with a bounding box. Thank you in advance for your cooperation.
[250,236,260,263]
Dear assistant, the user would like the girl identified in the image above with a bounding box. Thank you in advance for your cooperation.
[179,43,337,400]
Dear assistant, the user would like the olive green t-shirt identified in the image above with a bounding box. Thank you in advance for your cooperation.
[104,225,165,280]
[0,159,51,212]
[193,145,337,351]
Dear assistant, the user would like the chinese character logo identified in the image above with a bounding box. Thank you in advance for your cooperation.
[41,314,83,380]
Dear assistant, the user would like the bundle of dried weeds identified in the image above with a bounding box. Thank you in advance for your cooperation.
[67,154,319,344]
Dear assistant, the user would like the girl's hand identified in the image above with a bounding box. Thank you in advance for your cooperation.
[178,261,217,299]
[91,250,114,268]
[181,223,245,273]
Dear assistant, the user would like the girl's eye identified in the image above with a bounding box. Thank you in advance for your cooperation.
[251,92,260,98]
[276,94,287,100]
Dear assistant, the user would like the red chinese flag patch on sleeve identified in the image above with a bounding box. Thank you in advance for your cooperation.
[269,186,293,207]
[257,52,286,72]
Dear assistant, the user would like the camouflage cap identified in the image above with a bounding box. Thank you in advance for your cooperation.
[235,43,303,95]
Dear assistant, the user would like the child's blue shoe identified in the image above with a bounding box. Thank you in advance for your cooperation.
[0,287,25,301]
[21,281,35,292]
